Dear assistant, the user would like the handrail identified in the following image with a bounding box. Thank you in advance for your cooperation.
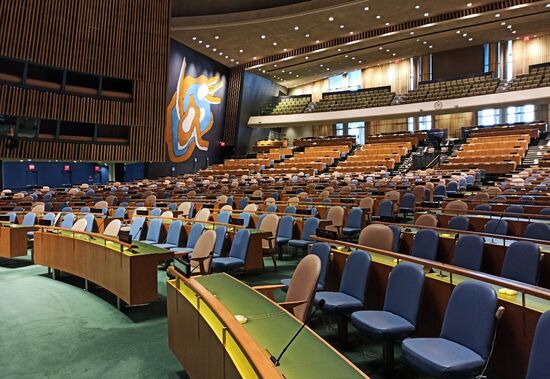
[33,225,133,248]
[311,235,550,302]
[415,207,550,222]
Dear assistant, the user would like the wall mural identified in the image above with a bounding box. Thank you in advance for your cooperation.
[165,40,227,163]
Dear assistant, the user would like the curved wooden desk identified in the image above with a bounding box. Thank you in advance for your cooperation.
[167,270,367,379]
[33,228,172,307]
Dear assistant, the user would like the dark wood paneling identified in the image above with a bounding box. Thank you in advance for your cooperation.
[0,0,170,162]
[223,67,244,145]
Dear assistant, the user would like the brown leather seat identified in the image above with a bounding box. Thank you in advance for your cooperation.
[358,224,393,251]
[415,214,438,227]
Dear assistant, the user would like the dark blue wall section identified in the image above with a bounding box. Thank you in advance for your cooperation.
[235,72,287,155]
[124,163,145,182]
[2,161,109,190]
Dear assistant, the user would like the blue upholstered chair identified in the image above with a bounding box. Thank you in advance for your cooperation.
[351,262,425,372]
[171,223,205,254]
[433,184,447,202]
[402,281,499,379]
[45,203,53,212]
[411,229,439,261]
[266,205,278,212]
[519,195,535,205]
[342,208,363,236]
[315,250,371,342]
[458,177,467,190]
[276,215,294,248]
[61,207,73,212]
[129,217,146,241]
[142,218,162,244]
[501,241,540,285]
[448,216,470,231]
[5,212,17,223]
[80,207,91,213]
[150,208,162,217]
[526,310,550,379]
[82,214,95,233]
[41,213,56,226]
[213,226,227,257]
[504,204,524,214]
[446,181,459,195]
[289,217,320,251]
[281,242,331,291]
[490,195,507,203]
[211,229,251,272]
[474,204,492,212]
[167,203,177,211]
[373,199,394,222]
[451,235,484,271]
[399,193,415,215]
[284,205,296,214]
[60,213,75,229]
[539,208,550,216]
[484,219,508,236]
[524,223,550,241]
[154,220,182,249]
[239,212,251,227]
[114,207,126,219]
[239,197,249,210]
[217,211,231,225]
[269,192,279,201]
[388,224,402,253]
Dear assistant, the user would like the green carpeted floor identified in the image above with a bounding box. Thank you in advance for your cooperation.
[0,252,424,379]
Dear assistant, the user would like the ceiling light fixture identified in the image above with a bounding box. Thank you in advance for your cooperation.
[214,36,219,39]
[340,25,345,29]
[364,6,369,10]
[261,35,266,39]
[424,12,429,16]
[294,26,299,30]
[192,37,197,40]
[376,15,381,19]
[328,16,334,21]
[495,13,501,17]
[415,5,420,9]
[467,3,472,7]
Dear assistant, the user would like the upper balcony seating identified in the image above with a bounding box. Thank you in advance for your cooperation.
[313,87,395,112]
[506,64,550,91]
[258,96,311,116]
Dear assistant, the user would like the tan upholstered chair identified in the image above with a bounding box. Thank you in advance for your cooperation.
[95,200,108,208]
[106,195,117,206]
[260,213,280,270]
[487,186,502,196]
[358,224,393,251]
[178,229,216,275]
[103,219,121,237]
[326,206,345,235]
[194,208,211,222]
[415,214,438,227]
[243,204,258,212]
[265,197,276,206]
[413,186,425,204]
[254,254,321,322]
[217,195,228,204]
[144,195,157,208]
[161,211,173,218]
[178,202,193,217]
[220,204,233,212]
[71,218,88,232]
[445,200,468,211]
[287,197,300,206]
[31,204,45,214]
[359,197,374,211]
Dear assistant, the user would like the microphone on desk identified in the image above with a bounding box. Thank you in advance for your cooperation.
[270,299,325,367]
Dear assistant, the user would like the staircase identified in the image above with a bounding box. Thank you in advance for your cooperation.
[522,137,550,167]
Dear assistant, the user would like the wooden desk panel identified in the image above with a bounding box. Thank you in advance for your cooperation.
[0,225,34,258]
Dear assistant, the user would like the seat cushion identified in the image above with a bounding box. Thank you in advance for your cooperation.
[154,243,178,249]
[315,291,363,314]
[351,311,414,340]
[277,237,290,245]
[170,247,193,254]
[211,257,245,272]
[141,240,158,245]
[342,227,361,235]
[402,337,485,379]
[288,239,311,248]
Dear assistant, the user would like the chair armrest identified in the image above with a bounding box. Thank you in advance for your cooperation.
[279,300,308,313]
[253,284,286,300]
[174,251,191,257]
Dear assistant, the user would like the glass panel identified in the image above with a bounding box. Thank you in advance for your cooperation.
[328,74,344,92]
[418,115,432,131]
[347,121,365,144]
[335,123,344,136]
[407,117,414,132]
[478,108,499,126]
[17,117,39,138]
[506,40,513,80]
[347,70,362,90]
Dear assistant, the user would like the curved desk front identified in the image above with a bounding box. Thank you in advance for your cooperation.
[34,229,171,306]
[167,270,367,379]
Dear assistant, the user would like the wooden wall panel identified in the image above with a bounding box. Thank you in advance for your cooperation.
[223,67,244,145]
[0,0,170,162]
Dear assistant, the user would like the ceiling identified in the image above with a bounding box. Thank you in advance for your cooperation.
[171,0,550,88]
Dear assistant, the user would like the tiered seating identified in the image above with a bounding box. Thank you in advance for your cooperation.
[364,132,427,146]
[266,145,351,175]
[334,142,411,173]
[313,87,395,112]
[465,122,545,139]
[399,74,499,104]
[258,95,311,115]
[293,136,356,147]
[443,134,530,174]
[506,63,550,91]
[203,158,273,175]
[252,139,288,152]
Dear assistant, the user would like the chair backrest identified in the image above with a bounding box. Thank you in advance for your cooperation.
[277,216,294,239]
[238,212,251,227]
[309,242,331,290]
[71,218,88,232]
[501,241,540,285]
[31,204,45,213]
[80,206,91,213]
[451,235,484,271]
[145,194,157,208]
[256,213,268,228]
[130,217,146,240]
[413,186,425,204]
[22,213,37,226]
[60,213,75,228]
[228,229,251,261]
[524,223,550,241]
[526,310,550,379]
[504,204,524,214]
[345,208,363,229]
[266,205,277,212]
[243,204,258,212]
[401,193,415,209]
[194,208,211,222]
[239,197,249,210]
[359,197,374,210]
[484,219,508,235]
[95,200,108,209]
[448,216,470,231]
[377,199,393,217]
[114,207,126,219]
[166,220,182,245]
[41,212,56,226]
[190,230,216,275]
[220,204,233,212]
[213,226,227,257]
[340,250,371,302]
[103,219,122,237]
[284,206,296,214]
[217,211,231,225]
[301,217,320,241]
[519,195,535,205]
[150,208,162,217]
[384,262,425,325]
[358,224,393,251]
[285,254,322,322]
[434,184,446,196]
[539,207,550,215]
[145,218,162,242]
[260,213,279,242]
[440,281,498,360]
[84,214,95,233]
[61,207,73,212]
[326,206,345,228]
[187,223,205,248]
[446,181,458,192]
[388,224,401,252]
[5,212,17,223]
[475,204,492,212]
[161,210,173,218]
[411,229,439,261]
[415,214,438,227]
[445,200,468,211]
[178,201,193,216]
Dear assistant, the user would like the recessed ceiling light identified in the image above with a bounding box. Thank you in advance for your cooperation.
[423,41,427,44]
[337,48,342,52]
[345,55,349,58]
[386,49,390,52]
[379,46,384,50]
[320,64,324,67]
[289,71,292,74]
[385,22,390,26]
[212,48,217,51]
[349,31,353,35]
[507,25,512,29]
[467,2,472,6]
[359,60,362,63]
[261,35,266,39]
[274,64,278,67]
[282,70,285,73]
[294,26,299,30]
[501,22,506,25]
[205,44,210,48]
[468,37,473,41]
[283,48,288,52]
[305,34,310,37]
[340,25,345,29]
[547,3,550,7]
[198,40,203,44]
[463,33,468,37]
[214,36,219,39]
[329,17,334,21]
[225,55,228,59]
[456,30,461,34]
[219,52,223,55]
[376,15,381,19]
[364,6,369,11]
[429,45,433,48]
[326,68,330,71]
[273,42,277,46]
[239,49,243,53]
[352,57,356,60]
[495,13,500,17]
[230,59,234,62]
[192,37,197,40]
[424,12,429,16]
[296,75,299,77]
[236,61,239,64]
[512,30,517,34]
[410,31,415,35]
[315,40,320,43]
[305,56,309,60]
[253,56,257,59]
[392,53,396,56]
[415,5,420,9]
